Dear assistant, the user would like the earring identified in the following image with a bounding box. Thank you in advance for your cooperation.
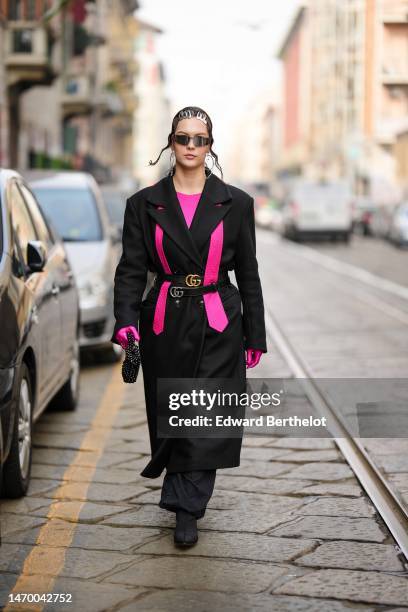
[169,150,176,175]
[205,153,214,179]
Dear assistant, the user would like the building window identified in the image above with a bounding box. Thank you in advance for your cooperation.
[12,28,33,53]
[63,123,78,155]
[8,0,24,19]
[27,0,37,19]
[7,0,43,20]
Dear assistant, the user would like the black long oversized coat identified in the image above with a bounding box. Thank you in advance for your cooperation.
[111,172,267,478]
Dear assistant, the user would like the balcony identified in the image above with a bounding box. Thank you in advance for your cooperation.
[113,113,134,136]
[61,75,93,118]
[5,22,56,88]
[376,117,408,145]
[112,58,138,77]
[382,63,408,86]
[110,42,137,69]
[382,0,408,23]
[94,89,125,116]
[120,89,138,114]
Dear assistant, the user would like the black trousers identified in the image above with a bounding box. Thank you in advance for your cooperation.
[158,469,216,519]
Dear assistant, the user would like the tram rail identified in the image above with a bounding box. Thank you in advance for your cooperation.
[264,304,408,562]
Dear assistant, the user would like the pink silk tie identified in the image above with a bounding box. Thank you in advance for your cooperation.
[152,218,229,334]
[153,224,172,334]
[203,220,228,332]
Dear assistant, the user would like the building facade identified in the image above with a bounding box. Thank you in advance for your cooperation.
[133,18,170,187]
[277,6,312,181]
[0,0,170,186]
[277,0,408,201]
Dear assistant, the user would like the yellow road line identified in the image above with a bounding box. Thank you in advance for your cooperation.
[4,362,127,611]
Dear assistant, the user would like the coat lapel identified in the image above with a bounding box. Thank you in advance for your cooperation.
[145,173,233,271]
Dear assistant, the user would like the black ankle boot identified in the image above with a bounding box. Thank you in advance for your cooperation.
[174,509,198,546]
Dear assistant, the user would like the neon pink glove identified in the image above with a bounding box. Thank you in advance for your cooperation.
[246,349,263,368]
[115,325,140,348]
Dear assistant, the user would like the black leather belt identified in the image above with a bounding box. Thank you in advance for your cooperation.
[154,272,230,297]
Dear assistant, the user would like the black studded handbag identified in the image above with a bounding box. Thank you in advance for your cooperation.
[121,331,141,383]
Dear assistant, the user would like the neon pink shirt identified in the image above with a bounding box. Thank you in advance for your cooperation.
[176,191,202,228]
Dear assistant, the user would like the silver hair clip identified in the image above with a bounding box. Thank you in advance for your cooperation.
[196,111,208,125]
[177,109,208,125]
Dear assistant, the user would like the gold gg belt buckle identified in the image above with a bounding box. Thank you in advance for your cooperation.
[169,286,184,298]
[185,274,202,287]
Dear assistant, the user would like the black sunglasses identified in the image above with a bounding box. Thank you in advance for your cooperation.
[174,134,210,147]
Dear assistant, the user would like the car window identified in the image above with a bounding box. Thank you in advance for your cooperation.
[19,183,55,249]
[101,191,127,226]
[9,180,38,267]
[31,186,103,241]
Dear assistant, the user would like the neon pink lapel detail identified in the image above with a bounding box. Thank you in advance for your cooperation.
[153,224,171,334]
[203,220,228,332]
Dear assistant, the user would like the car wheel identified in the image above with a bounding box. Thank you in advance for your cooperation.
[1,363,33,498]
[52,337,80,411]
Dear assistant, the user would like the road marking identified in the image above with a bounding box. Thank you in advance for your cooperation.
[4,362,126,611]
[258,231,408,325]
[321,272,408,326]
[258,231,408,301]
[264,304,408,560]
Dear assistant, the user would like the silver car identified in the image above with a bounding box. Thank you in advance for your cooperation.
[1,168,80,497]
[389,201,408,247]
[28,171,123,362]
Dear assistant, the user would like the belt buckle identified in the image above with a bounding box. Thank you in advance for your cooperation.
[185,273,202,287]
[170,286,184,298]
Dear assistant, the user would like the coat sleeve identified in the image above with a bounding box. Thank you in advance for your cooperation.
[110,196,148,345]
[234,196,267,353]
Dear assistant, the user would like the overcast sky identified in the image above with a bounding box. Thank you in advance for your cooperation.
[137,0,302,156]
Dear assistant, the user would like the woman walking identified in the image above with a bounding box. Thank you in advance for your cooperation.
[111,106,267,546]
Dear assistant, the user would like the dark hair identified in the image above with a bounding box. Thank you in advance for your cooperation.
[148,106,223,180]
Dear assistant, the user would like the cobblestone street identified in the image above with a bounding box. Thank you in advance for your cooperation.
[1,355,407,610]
[2,230,408,611]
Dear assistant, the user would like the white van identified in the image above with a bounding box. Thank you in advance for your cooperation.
[281,180,353,242]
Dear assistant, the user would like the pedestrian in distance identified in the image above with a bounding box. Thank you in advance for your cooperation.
[111,106,267,546]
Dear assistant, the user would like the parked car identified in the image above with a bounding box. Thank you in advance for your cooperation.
[352,196,378,236]
[100,184,128,241]
[269,204,284,234]
[255,198,283,233]
[0,169,80,498]
[255,200,275,229]
[370,204,396,240]
[27,171,123,363]
[388,201,408,247]
[281,179,353,242]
